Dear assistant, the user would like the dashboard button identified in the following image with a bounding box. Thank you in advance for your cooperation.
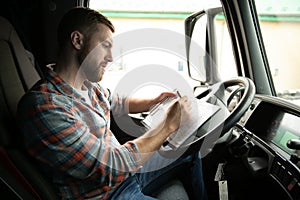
[287,178,297,191]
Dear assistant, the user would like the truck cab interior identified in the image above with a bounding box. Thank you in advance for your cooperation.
[1,0,300,199]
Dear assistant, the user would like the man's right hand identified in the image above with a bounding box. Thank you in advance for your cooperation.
[132,96,191,163]
[164,96,191,134]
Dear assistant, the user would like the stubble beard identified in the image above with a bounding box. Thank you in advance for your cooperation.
[77,44,104,83]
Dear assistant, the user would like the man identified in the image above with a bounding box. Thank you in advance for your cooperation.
[17,7,207,199]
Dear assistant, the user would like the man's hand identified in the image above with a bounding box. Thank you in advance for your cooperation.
[132,95,191,163]
[163,96,191,134]
[151,92,177,106]
[127,91,178,114]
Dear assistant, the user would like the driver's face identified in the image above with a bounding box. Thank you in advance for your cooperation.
[79,24,113,83]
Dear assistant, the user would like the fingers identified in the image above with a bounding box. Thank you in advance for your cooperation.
[178,96,192,124]
[165,95,191,117]
[164,96,191,133]
[151,92,177,108]
[179,96,191,111]
[157,92,177,102]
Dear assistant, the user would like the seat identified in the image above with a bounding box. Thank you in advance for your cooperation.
[0,15,189,200]
[0,16,58,199]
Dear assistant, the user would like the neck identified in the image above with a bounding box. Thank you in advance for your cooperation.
[55,53,86,90]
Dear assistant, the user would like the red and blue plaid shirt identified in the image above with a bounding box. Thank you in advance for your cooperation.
[17,69,142,199]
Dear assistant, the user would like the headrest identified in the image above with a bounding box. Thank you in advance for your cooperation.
[0,16,15,41]
[0,16,40,91]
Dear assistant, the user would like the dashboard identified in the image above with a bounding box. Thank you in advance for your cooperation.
[243,96,300,158]
[231,95,300,200]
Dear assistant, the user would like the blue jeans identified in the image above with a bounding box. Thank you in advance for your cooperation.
[107,151,207,200]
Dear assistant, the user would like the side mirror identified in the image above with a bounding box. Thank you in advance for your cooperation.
[184,7,223,86]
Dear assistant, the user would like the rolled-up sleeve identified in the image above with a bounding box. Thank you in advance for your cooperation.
[110,93,128,116]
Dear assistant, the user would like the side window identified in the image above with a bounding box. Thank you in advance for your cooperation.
[255,0,300,105]
[89,1,199,95]
[89,1,237,96]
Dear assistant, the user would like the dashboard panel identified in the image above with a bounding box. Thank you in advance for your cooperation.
[231,95,300,200]
[243,97,300,158]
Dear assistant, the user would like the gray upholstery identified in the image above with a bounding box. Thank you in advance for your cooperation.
[155,179,189,200]
[0,16,40,93]
[0,16,58,199]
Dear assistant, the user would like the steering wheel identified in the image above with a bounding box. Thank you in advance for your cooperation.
[159,77,255,157]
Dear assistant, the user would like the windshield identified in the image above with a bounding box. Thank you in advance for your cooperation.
[89,0,224,97]
[90,0,300,104]
[255,0,300,105]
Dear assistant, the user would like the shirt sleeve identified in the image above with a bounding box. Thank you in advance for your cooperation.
[110,93,129,117]
[96,83,127,117]
[18,92,142,188]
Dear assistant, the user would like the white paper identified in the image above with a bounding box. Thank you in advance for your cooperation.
[142,96,179,130]
[142,97,220,148]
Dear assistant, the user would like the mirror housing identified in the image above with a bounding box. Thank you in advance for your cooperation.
[184,7,223,85]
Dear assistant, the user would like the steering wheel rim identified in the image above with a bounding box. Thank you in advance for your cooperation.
[159,77,255,156]
[221,77,255,132]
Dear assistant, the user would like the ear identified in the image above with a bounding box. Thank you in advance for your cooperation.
[70,31,84,50]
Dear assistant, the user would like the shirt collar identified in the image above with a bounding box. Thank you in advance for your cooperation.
[46,69,95,100]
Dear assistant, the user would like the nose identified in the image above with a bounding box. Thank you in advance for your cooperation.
[105,49,113,62]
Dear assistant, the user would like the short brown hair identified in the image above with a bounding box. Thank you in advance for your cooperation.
[57,7,115,48]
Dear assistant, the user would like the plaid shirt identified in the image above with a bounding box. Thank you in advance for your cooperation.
[17,69,142,199]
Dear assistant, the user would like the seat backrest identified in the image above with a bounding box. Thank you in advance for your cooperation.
[0,16,40,146]
[0,16,58,199]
